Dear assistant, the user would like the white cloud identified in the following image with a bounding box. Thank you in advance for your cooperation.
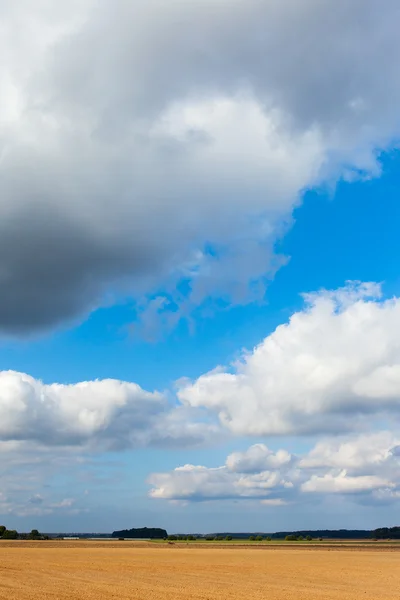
[0,370,216,449]
[301,472,393,494]
[299,432,400,501]
[260,499,289,507]
[178,282,400,435]
[148,443,297,501]
[226,444,292,473]
[299,431,398,473]
[1,1,400,332]
[148,464,293,502]
[148,434,400,503]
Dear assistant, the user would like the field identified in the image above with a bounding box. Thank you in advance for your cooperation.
[0,541,399,599]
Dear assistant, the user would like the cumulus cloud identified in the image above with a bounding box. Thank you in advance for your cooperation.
[301,472,393,494]
[4,281,400,453]
[0,370,217,449]
[178,282,400,435]
[148,443,297,502]
[148,434,400,503]
[148,465,293,502]
[226,444,292,473]
[299,431,398,472]
[1,1,400,332]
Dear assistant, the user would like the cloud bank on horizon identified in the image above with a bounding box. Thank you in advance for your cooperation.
[1,0,400,333]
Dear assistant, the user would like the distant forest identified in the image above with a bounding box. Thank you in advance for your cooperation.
[0,526,48,540]
[191,528,400,540]
[272,529,372,540]
[112,527,168,539]
[270,528,400,540]
[372,527,400,539]
[203,530,372,539]
[110,526,399,540]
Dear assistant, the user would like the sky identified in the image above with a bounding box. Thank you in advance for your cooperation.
[2,0,400,534]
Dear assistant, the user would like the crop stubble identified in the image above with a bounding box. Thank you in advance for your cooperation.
[0,542,398,600]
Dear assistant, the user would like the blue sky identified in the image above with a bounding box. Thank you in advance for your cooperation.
[4,151,400,390]
[2,1,400,534]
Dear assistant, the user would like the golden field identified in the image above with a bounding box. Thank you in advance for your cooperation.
[0,541,399,600]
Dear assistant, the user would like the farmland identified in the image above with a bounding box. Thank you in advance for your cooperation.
[0,541,399,599]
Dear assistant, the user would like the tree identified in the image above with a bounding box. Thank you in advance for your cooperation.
[225,535,232,541]
[29,529,40,539]
[187,535,195,541]
[372,527,400,540]
[249,536,256,541]
[297,535,304,541]
[265,536,272,542]
[306,535,312,541]
[112,527,168,539]
[255,536,263,541]
[167,535,177,541]
[285,534,297,541]
[2,529,18,539]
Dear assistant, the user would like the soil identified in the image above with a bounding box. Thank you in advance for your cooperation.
[0,541,398,599]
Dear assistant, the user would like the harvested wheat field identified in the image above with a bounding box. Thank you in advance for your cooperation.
[0,542,399,600]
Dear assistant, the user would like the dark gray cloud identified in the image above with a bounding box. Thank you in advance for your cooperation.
[1,0,400,333]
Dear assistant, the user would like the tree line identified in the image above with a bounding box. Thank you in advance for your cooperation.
[372,526,400,539]
[0,525,49,540]
[112,527,168,539]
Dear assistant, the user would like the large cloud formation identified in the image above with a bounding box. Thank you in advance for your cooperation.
[3,282,400,446]
[1,0,400,332]
[178,282,400,435]
[148,434,400,504]
[0,371,216,449]
[3,282,400,447]
[3,282,400,516]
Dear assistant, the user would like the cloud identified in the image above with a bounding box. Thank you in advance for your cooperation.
[226,444,292,473]
[0,370,217,449]
[178,281,400,435]
[148,443,297,502]
[148,434,400,503]
[0,492,83,518]
[148,465,293,502]
[4,280,400,458]
[50,498,75,509]
[1,1,400,332]
[299,431,397,472]
[260,499,289,507]
[28,494,44,505]
[0,440,90,518]
[301,472,393,494]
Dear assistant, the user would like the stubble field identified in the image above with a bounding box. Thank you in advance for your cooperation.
[0,541,399,600]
